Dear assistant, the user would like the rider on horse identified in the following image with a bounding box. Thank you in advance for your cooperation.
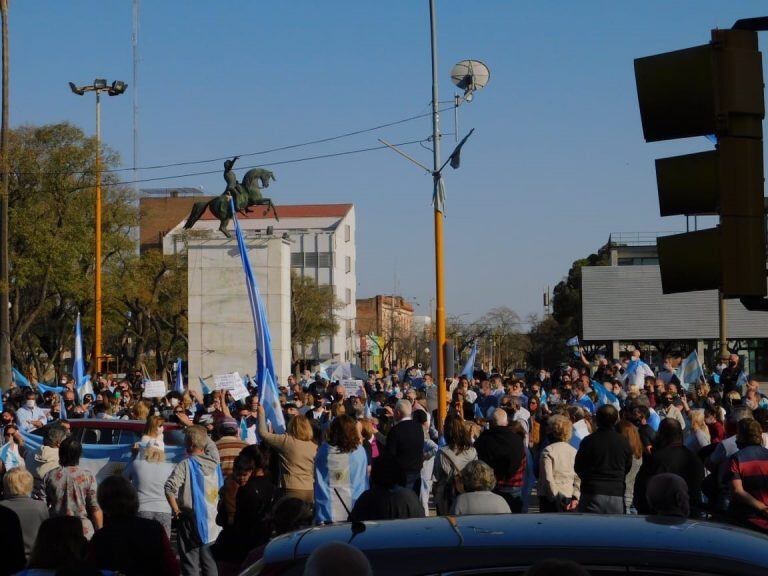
[223,156,246,211]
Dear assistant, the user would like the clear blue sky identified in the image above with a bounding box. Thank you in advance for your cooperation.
[10,1,768,323]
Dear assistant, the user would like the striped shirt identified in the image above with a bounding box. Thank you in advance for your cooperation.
[729,445,768,532]
[215,436,248,478]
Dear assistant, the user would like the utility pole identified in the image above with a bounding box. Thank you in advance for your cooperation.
[429,0,447,431]
[718,290,728,359]
[0,0,11,390]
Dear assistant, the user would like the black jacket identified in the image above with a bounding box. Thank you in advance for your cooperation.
[349,486,425,522]
[385,418,425,474]
[474,426,525,480]
[633,443,705,515]
[575,427,633,497]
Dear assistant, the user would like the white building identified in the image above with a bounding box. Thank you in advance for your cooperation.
[164,203,357,365]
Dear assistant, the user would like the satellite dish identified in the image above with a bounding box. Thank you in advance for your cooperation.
[450,60,490,100]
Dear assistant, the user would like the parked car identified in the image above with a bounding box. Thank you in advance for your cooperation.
[242,514,768,576]
[30,418,184,446]
[24,419,185,481]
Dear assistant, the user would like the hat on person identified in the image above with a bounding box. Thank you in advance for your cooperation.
[218,417,239,434]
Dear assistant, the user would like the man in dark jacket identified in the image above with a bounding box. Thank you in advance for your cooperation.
[634,418,705,516]
[575,404,632,514]
[385,399,425,494]
[474,408,526,512]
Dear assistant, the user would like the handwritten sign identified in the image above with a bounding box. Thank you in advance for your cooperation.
[341,379,364,398]
[214,372,240,391]
[143,380,167,398]
[231,378,250,402]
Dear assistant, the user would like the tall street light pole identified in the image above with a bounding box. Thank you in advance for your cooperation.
[0,0,10,390]
[428,0,447,431]
[69,79,127,374]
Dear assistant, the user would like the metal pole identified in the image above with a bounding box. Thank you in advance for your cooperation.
[94,91,102,374]
[429,0,447,431]
[718,290,728,359]
[0,0,10,390]
[454,94,460,143]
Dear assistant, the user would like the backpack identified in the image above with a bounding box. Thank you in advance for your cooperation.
[433,449,467,515]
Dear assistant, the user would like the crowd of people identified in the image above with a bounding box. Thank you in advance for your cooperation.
[0,349,767,575]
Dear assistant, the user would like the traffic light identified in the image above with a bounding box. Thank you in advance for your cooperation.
[634,26,766,298]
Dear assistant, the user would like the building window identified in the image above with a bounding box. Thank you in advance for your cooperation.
[345,256,351,274]
[345,225,351,242]
[304,253,318,268]
[346,288,352,304]
[290,253,303,267]
[318,252,333,268]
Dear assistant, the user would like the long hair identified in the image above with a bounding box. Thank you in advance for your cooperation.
[287,414,314,442]
[443,414,472,454]
[617,420,643,459]
[28,517,86,569]
[327,415,360,453]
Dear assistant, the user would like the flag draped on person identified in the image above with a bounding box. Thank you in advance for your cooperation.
[188,457,223,544]
[678,351,704,390]
[174,358,184,394]
[229,198,285,434]
[313,442,369,524]
[461,342,478,379]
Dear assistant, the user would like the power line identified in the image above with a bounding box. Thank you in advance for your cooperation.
[28,106,455,177]
[40,137,429,192]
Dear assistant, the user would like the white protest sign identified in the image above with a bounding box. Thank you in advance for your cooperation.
[214,372,240,391]
[143,380,167,398]
[341,379,364,398]
[231,378,250,402]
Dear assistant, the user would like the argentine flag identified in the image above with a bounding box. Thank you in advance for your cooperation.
[188,457,224,544]
[461,342,478,379]
[591,380,620,410]
[314,443,368,523]
[566,336,580,347]
[678,351,704,390]
[73,314,94,398]
[230,197,285,434]
[174,358,184,394]
[12,367,30,388]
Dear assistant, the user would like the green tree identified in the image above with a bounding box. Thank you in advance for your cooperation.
[552,247,610,337]
[290,271,342,372]
[108,249,188,374]
[527,314,571,369]
[7,123,135,378]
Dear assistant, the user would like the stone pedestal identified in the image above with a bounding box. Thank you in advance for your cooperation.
[186,233,291,389]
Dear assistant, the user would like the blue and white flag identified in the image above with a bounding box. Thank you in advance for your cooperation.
[737,370,749,392]
[187,456,224,544]
[12,367,30,388]
[198,376,211,396]
[0,441,22,471]
[239,417,249,442]
[37,382,66,395]
[230,197,285,434]
[58,393,68,421]
[591,380,620,410]
[174,358,184,394]
[461,343,478,379]
[0,391,4,411]
[648,407,661,431]
[566,336,580,347]
[314,443,369,523]
[73,314,94,398]
[678,351,704,390]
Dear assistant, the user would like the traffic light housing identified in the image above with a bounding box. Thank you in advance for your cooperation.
[634,27,766,298]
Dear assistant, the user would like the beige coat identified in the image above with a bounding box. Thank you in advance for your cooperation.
[538,441,580,502]
[258,418,317,492]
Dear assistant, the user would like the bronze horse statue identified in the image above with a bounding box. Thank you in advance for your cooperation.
[184,157,279,238]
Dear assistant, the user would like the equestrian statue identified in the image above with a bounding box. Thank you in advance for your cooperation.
[183,156,279,238]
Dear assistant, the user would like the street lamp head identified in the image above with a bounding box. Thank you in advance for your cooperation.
[108,80,127,96]
[450,59,490,102]
[68,82,85,96]
[93,78,108,90]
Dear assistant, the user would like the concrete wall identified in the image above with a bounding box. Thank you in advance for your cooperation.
[187,235,291,387]
[582,265,768,341]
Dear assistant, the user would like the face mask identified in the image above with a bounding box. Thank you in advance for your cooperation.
[170,398,179,407]
[207,406,216,413]
[60,379,67,385]
[26,400,36,408]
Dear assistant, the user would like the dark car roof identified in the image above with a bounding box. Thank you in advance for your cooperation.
[261,514,768,575]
